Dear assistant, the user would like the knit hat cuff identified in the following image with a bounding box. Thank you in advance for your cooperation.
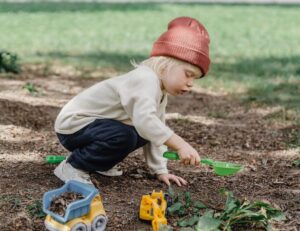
[151,42,210,77]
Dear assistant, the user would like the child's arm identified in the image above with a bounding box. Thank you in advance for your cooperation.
[164,133,200,166]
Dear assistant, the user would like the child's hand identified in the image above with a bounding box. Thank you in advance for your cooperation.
[164,134,200,166]
[157,173,187,187]
[177,143,200,166]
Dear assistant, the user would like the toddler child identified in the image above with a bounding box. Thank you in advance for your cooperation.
[54,16,210,187]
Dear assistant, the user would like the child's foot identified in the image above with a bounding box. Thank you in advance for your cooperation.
[54,160,93,185]
[96,165,123,176]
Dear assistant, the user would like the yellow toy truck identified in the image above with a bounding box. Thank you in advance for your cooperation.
[139,190,168,231]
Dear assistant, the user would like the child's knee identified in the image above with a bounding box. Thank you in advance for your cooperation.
[116,126,139,149]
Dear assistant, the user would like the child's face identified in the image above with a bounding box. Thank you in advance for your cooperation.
[161,64,201,96]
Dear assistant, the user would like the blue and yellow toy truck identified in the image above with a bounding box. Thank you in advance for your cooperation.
[43,180,108,231]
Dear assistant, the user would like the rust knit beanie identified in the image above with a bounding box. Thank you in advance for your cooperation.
[150,16,211,77]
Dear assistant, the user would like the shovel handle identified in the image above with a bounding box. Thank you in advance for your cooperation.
[163,151,180,160]
[200,159,214,166]
[46,155,66,164]
[163,151,214,166]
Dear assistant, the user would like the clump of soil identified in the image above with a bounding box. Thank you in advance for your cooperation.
[49,192,84,217]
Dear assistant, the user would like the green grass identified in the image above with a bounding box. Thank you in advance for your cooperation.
[0,2,300,112]
[26,200,45,219]
[0,194,21,211]
[287,129,300,148]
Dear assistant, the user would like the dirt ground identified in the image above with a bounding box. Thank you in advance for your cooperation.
[0,64,299,231]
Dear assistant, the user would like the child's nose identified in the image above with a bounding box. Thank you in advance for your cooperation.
[187,80,193,87]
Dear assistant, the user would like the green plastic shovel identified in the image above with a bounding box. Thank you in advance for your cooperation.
[163,151,242,176]
[45,155,66,164]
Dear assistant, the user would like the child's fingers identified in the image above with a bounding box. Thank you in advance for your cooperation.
[190,156,196,165]
[177,176,188,185]
[172,175,188,186]
[181,157,190,165]
[195,155,200,165]
[163,177,170,186]
[171,176,182,187]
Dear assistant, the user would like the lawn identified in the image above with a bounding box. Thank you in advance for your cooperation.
[1,2,300,112]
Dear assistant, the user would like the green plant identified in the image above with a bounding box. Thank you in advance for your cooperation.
[287,130,300,148]
[292,160,300,167]
[0,195,21,211]
[166,188,285,231]
[218,189,285,231]
[195,210,222,231]
[168,187,207,217]
[207,112,227,119]
[167,187,207,228]
[26,200,45,219]
[0,50,20,73]
[23,82,39,95]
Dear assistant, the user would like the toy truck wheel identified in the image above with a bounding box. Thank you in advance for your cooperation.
[70,222,88,231]
[92,215,107,231]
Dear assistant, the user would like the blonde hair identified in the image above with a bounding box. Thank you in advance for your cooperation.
[131,56,202,78]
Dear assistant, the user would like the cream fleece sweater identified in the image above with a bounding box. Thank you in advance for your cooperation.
[55,65,174,175]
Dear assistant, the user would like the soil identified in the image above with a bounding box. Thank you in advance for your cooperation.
[0,64,299,231]
[48,192,84,217]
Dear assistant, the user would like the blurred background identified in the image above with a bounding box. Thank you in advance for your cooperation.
[1,0,299,116]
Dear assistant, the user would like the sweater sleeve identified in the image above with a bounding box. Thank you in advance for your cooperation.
[118,72,173,146]
[142,93,170,175]
[143,143,168,175]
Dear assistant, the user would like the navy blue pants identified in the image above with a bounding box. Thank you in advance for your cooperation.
[57,119,148,172]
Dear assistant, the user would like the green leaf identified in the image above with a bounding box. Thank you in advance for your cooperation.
[179,208,188,216]
[220,189,240,212]
[168,186,179,203]
[195,212,222,231]
[218,189,241,221]
[252,201,273,210]
[180,228,196,231]
[168,202,184,215]
[168,186,175,199]
[270,211,285,221]
[204,210,215,218]
[193,201,207,209]
[184,191,192,207]
[229,210,266,223]
[266,208,286,221]
[292,160,300,167]
[178,215,199,227]
[266,223,274,231]
[253,202,286,221]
